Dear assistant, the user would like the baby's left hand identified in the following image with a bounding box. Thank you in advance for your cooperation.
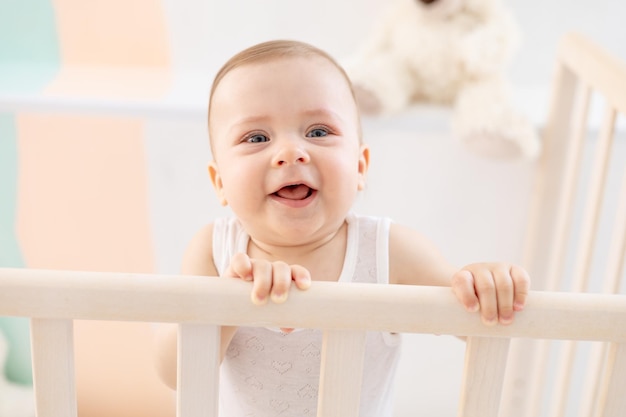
[451,263,530,326]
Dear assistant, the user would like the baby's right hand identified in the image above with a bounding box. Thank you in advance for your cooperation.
[224,252,312,305]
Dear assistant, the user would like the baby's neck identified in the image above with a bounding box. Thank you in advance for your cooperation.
[247,222,348,282]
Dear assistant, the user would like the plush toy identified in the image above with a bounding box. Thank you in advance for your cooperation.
[344,0,541,159]
[0,332,35,417]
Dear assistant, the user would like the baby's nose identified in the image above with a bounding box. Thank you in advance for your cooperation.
[272,145,310,166]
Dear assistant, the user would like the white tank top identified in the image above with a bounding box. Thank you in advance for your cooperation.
[213,213,401,417]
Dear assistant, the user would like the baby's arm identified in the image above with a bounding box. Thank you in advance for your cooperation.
[389,223,530,326]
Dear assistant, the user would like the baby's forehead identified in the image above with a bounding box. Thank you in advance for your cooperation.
[226,54,348,84]
[211,56,356,114]
[208,53,360,144]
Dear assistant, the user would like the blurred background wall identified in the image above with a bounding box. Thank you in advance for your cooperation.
[0,1,624,416]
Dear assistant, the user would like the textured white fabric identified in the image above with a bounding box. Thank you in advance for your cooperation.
[213,212,401,417]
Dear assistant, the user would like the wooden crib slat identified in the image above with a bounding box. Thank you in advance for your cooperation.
[580,342,610,417]
[506,53,587,417]
[543,82,591,292]
[580,167,626,417]
[30,318,77,417]
[537,91,595,417]
[457,337,510,417]
[520,48,591,417]
[549,104,617,417]
[597,343,626,417]
[521,59,580,281]
[177,324,221,417]
[549,340,579,417]
[316,330,366,417]
[601,166,626,295]
[570,104,616,291]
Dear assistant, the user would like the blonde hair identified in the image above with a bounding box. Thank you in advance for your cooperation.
[207,39,362,145]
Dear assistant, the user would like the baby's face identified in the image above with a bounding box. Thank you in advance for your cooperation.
[208,55,368,246]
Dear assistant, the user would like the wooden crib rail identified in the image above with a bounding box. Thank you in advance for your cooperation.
[1,268,626,417]
[1,268,625,340]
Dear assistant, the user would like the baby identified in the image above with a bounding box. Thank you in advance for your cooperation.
[155,39,530,417]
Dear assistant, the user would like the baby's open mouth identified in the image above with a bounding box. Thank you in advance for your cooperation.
[273,184,315,200]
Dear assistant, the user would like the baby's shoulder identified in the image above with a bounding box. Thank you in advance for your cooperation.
[188,223,215,249]
[388,223,455,286]
[181,223,217,276]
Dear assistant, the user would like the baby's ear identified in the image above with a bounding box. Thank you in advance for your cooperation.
[357,144,370,190]
[208,161,228,206]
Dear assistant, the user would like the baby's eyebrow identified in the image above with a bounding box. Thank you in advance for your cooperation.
[225,115,271,137]
[228,109,344,131]
[230,115,270,127]
[301,108,345,124]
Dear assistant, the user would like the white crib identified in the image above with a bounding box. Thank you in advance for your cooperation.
[0,31,625,417]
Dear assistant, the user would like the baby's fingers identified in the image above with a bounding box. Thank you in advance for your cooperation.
[270,264,311,303]
[454,268,499,326]
[224,252,253,280]
[471,268,501,326]
[511,265,530,311]
[291,265,311,291]
[454,264,531,327]
[451,270,480,314]
[250,260,273,305]
[493,267,515,325]
[269,261,292,304]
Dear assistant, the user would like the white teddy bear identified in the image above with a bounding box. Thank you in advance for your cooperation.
[345,0,541,159]
[0,332,35,417]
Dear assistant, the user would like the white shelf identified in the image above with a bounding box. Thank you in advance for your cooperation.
[1,64,624,133]
[0,65,210,120]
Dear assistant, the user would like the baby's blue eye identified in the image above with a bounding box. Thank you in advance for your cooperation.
[247,134,269,143]
[307,128,328,138]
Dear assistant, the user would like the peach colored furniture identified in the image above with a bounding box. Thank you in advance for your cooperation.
[0,32,624,417]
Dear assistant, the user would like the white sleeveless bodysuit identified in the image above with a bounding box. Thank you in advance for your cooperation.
[212,213,402,417]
